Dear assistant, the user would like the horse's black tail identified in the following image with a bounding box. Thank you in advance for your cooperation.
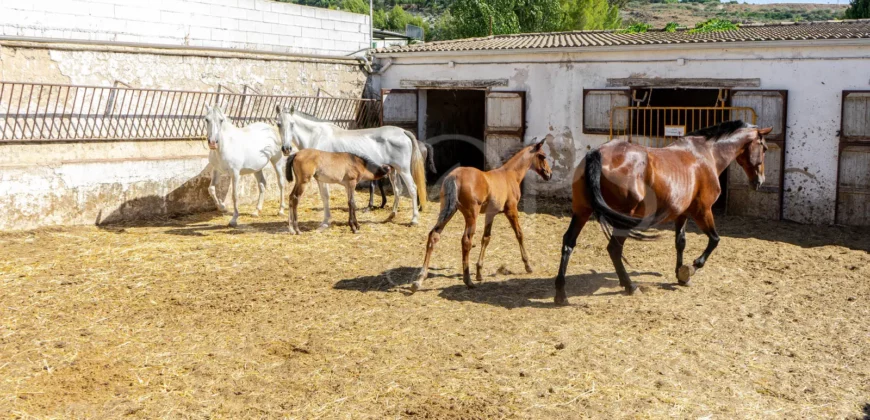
[422,141,436,174]
[285,153,297,183]
[436,176,459,227]
[585,149,657,241]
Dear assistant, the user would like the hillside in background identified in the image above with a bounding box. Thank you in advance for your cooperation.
[621,2,847,28]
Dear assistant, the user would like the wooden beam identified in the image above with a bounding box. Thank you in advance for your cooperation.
[400,79,509,88]
[606,78,761,88]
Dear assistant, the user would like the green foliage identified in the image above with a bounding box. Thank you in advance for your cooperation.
[663,21,679,32]
[436,0,568,39]
[845,0,870,18]
[688,18,738,33]
[620,22,651,33]
[340,0,370,13]
[560,0,622,30]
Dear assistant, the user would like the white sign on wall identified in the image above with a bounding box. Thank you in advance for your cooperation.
[664,125,686,137]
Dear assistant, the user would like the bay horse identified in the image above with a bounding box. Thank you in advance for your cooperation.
[368,140,436,210]
[284,149,392,234]
[204,105,289,227]
[412,140,553,293]
[554,120,772,305]
[275,105,427,227]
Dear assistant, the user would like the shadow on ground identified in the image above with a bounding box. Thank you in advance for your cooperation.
[334,267,669,308]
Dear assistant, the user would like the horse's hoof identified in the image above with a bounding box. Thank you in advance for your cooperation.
[410,281,421,293]
[316,224,329,232]
[278,210,286,216]
[554,294,569,306]
[410,220,419,226]
[525,264,534,274]
[385,213,396,222]
[228,220,238,227]
[677,265,696,283]
[625,284,641,296]
[251,211,260,217]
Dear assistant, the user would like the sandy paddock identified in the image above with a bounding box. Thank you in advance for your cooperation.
[1,190,869,418]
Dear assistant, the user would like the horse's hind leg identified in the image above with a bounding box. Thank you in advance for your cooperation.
[460,208,479,289]
[674,216,691,285]
[378,178,387,209]
[505,207,532,274]
[475,212,496,282]
[554,210,591,305]
[607,235,639,295]
[413,199,458,292]
[208,169,227,213]
[253,170,267,217]
[288,177,307,234]
[398,171,420,225]
[387,171,400,222]
[681,209,720,284]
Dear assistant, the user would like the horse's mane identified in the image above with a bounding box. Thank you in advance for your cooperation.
[294,110,339,126]
[687,120,749,141]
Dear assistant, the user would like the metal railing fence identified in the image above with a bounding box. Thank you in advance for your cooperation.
[0,81,382,142]
[610,106,758,148]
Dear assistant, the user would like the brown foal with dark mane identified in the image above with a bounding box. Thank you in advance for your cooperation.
[412,140,553,293]
[554,120,772,305]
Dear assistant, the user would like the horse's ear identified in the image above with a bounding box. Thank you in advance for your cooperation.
[289,105,295,114]
[275,104,283,114]
[758,127,773,135]
[205,103,212,112]
[533,139,546,152]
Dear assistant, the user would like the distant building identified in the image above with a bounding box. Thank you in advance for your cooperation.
[372,29,415,49]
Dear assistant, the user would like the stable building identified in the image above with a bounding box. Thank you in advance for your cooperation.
[371,20,870,226]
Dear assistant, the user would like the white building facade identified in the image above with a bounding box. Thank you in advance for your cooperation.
[372,21,870,225]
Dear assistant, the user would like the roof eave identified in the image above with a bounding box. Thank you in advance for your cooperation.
[373,38,870,58]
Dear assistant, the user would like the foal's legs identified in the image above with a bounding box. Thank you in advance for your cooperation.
[345,181,360,233]
[317,180,331,231]
[505,207,533,274]
[413,204,458,293]
[273,160,286,216]
[207,169,227,213]
[378,179,387,209]
[678,209,720,284]
[252,170,267,217]
[287,178,307,234]
[554,211,592,305]
[607,235,639,295]
[460,207,479,289]
[229,170,241,227]
[368,182,376,210]
[475,212,496,282]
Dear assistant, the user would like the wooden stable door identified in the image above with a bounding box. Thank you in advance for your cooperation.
[484,91,526,169]
[380,89,418,131]
[728,90,788,220]
[836,91,870,226]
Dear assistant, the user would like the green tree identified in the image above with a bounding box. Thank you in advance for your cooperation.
[444,0,566,38]
[560,0,621,30]
[845,0,870,18]
[340,0,370,14]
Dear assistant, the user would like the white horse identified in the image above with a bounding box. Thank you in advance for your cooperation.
[275,104,427,227]
[204,105,290,227]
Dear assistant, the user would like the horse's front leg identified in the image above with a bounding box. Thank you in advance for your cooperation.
[680,209,720,285]
[317,180,331,232]
[378,178,387,209]
[505,207,533,274]
[674,216,690,285]
[229,171,241,227]
[252,170,267,217]
[345,182,360,233]
[288,179,306,235]
[554,210,591,306]
[208,169,227,213]
[274,160,286,216]
[475,212,496,282]
[367,182,376,211]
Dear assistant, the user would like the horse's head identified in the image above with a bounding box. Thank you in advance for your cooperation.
[204,104,226,150]
[530,139,552,181]
[374,164,392,180]
[735,126,773,190]
[275,104,297,155]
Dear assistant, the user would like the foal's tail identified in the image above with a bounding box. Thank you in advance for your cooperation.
[285,153,297,183]
[406,131,428,211]
[585,149,657,241]
[436,176,459,227]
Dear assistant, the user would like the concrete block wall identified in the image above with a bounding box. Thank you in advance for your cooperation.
[0,0,370,56]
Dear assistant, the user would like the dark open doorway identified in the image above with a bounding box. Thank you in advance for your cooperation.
[632,87,731,212]
[425,90,486,182]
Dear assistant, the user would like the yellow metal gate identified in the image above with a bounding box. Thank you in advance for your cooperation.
[609,106,757,147]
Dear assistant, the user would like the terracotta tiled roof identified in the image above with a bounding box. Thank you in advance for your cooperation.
[375,20,870,54]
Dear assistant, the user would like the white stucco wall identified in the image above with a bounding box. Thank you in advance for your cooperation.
[0,0,370,56]
[374,42,870,225]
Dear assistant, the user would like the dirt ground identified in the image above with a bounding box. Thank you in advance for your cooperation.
[1,191,869,419]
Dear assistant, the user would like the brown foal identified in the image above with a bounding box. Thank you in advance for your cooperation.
[554,120,772,305]
[285,149,391,234]
[412,140,553,292]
